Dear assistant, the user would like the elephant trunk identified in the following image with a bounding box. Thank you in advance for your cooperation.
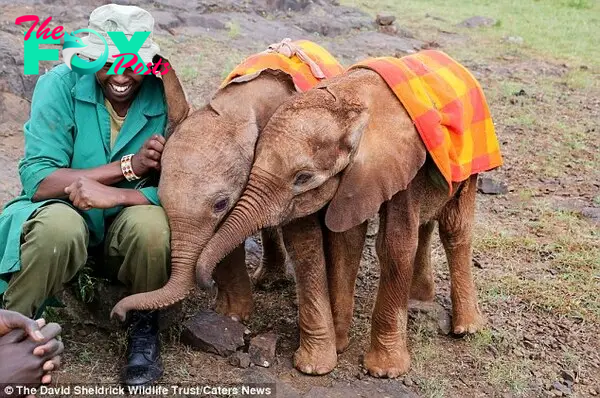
[196,171,281,287]
[110,218,205,321]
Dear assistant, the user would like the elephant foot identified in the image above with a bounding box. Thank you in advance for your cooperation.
[363,345,410,378]
[452,305,485,335]
[252,261,293,290]
[335,333,350,354]
[293,339,337,375]
[214,288,253,322]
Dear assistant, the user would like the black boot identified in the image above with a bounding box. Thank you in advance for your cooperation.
[120,311,163,386]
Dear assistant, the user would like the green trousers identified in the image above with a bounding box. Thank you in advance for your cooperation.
[3,203,170,317]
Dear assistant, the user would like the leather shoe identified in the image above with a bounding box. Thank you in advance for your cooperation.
[120,310,163,386]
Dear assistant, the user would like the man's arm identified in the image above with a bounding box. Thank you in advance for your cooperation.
[33,161,124,202]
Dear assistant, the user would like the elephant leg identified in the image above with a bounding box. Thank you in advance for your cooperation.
[364,193,418,378]
[213,244,253,321]
[253,227,290,288]
[282,214,337,375]
[409,221,436,302]
[438,174,484,335]
[325,221,367,353]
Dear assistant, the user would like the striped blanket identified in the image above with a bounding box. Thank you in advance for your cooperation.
[221,38,344,92]
[351,50,503,191]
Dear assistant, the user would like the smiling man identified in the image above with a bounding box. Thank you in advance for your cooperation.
[0,4,181,386]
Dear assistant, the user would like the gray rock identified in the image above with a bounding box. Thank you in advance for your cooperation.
[378,24,398,35]
[581,207,600,225]
[561,370,576,384]
[459,16,496,28]
[305,379,417,398]
[296,19,345,37]
[245,236,263,268]
[553,381,572,396]
[504,36,524,44]
[153,11,182,30]
[375,14,396,26]
[242,368,302,398]
[437,307,452,335]
[0,37,43,100]
[181,14,228,30]
[248,332,278,367]
[0,92,30,130]
[181,309,248,356]
[477,176,508,195]
[265,0,313,12]
[229,351,251,368]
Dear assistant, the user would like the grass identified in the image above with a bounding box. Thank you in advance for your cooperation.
[340,0,600,67]
[474,207,600,322]
[226,21,241,39]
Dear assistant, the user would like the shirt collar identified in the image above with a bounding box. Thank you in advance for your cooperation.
[72,73,166,117]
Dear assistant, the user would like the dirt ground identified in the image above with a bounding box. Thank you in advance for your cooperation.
[0,0,599,397]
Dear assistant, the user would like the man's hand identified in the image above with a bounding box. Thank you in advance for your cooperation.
[0,310,63,389]
[0,309,44,341]
[65,177,122,210]
[131,134,165,177]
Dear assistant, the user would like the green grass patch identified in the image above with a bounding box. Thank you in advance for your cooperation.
[475,208,600,321]
[341,0,600,67]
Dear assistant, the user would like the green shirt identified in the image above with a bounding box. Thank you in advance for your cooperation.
[0,64,168,294]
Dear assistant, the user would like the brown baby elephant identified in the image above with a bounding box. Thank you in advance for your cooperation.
[197,61,499,376]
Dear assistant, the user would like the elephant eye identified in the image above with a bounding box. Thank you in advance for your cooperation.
[214,198,229,213]
[294,172,313,186]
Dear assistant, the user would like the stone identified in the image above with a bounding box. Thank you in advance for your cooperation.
[181,14,228,30]
[378,24,398,35]
[245,236,263,268]
[459,16,496,28]
[265,0,313,12]
[248,333,278,367]
[590,387,598,396]
[504,36,524,44]
[561,370,576,384]
[153,11,182,29]
[242,368,302,398]
[581,207,600,225]
[403,376,414,387]
[375,14,396,26]
[437,307,452,335]
[229,351,251,368]
[0,92,30,129]
[181,309,248,356]
[296,19,345,37]
[304,379,418,398]
[552,381,572,396]
[477,176,508,195]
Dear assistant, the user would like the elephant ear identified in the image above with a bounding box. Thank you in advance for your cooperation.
[155,55,191,138]
[325,104,427,233]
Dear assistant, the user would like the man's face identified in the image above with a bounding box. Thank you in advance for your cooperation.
[95,63,144,104]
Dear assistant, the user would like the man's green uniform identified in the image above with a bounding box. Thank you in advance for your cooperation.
[0,64,170,316]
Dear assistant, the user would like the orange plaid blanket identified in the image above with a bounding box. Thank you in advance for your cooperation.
[351,50,503,191]
[221,39,344,92]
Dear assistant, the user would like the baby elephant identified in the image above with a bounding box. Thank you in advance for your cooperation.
[197,51,503,377]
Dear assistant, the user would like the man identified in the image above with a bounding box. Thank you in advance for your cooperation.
[0,309,63,395]
[0,4,181,385]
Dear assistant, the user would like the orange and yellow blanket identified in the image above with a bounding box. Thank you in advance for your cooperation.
[221,38,344,92]
[351,50,503,191]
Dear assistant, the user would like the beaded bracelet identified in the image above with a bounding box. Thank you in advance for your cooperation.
[121,154,141,181]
